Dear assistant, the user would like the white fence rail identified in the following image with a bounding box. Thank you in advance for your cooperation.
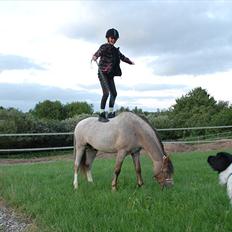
[0,132,72,137]
[0,125,232,153]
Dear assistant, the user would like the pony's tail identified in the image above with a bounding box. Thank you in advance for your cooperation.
[73,132,76,160]
[73,132,87,175]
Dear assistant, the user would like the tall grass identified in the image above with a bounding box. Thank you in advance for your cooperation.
[0,150,231,232]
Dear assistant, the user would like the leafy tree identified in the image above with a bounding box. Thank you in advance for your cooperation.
[132,106,143,114]
[0,108,34,133]
[30,100,93,120]
[170,87,217,127]
[0,109,17,133]
[31,100,64,120]
[211,107,232,126]
[63,102,93,118]
[216,100,230,111]
[147,111,176,140]
[116,106,130,113]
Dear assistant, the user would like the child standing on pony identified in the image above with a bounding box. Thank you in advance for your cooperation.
[92,28,135,122]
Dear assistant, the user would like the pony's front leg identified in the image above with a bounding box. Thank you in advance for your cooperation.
[131,152,144,187]
[73,146,85,190]
[112,150,127,191]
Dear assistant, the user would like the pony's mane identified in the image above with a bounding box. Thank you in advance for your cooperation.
[134,113,166,155]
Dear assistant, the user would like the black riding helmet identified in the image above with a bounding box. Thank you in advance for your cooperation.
[105,28,119,40]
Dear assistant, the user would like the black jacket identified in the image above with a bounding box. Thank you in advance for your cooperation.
[93,43,133,76]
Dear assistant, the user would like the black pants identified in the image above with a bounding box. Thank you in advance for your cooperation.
[98,73,117,110]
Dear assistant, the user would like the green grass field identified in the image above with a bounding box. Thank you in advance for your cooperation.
[0,150,232,232]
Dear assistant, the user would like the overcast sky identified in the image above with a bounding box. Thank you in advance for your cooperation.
[1,0,232,112]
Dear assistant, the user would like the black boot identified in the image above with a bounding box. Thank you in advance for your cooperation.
[98,112,109,122]
[108,112,116,119]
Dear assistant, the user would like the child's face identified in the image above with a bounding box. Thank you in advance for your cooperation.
[108,36,117,45]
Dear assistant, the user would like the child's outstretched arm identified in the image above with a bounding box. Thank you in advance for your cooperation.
[119,51,135,65]
[91,55,97,62]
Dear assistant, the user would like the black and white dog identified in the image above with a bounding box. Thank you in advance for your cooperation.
[207,152,232,205]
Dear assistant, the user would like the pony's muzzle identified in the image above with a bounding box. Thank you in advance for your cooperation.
[159,179,174,190]
[164,178,174,188]
[154,174,174,188]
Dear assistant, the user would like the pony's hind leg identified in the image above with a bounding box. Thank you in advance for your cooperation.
[112,149,127,191]
[131,152,144,187]
[85,148,97,182]
[73,146,85,189]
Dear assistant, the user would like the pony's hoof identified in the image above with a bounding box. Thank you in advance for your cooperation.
[111,186,117,191]
[73,183,78,190]
[137,183,144,188]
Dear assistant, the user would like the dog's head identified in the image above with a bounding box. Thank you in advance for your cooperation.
[207,152,232,173]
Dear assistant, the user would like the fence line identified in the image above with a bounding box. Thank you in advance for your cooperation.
[0,125,232,153]
[0,125,232,137]
[157,125,232,131]
[0,132,72,137]
[164,138,232,144]
[1,139,231,153]
[0,146,73,153]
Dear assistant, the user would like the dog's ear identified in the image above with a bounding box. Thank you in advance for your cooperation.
[207,156,214,164]
[218,152,232,165]
[207,155,223,172]
[216,152,232,159]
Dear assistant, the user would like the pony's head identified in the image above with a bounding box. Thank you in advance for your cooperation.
[155,155,174,189]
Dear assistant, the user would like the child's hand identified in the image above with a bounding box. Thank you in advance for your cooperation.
[91,55,97,62]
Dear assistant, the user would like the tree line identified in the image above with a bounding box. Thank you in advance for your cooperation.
[1,87,232,151]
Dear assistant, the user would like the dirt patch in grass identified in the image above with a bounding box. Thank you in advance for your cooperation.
[0,154,72,165]
[164,140,232,153]
[0,200,36,232]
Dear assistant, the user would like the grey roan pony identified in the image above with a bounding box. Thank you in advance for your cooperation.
[73,112,174,190]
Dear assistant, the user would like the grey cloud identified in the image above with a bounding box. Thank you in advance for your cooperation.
[0,83,177,112]
[79,83,187,92]
[0,54,45,71]
[153,46,232,76]
[119,95,174,101]
[78,83,99,90]
[62,1,232,76]
[0,83,95,101]
[118,83,187,92]
[0,83,100,112]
